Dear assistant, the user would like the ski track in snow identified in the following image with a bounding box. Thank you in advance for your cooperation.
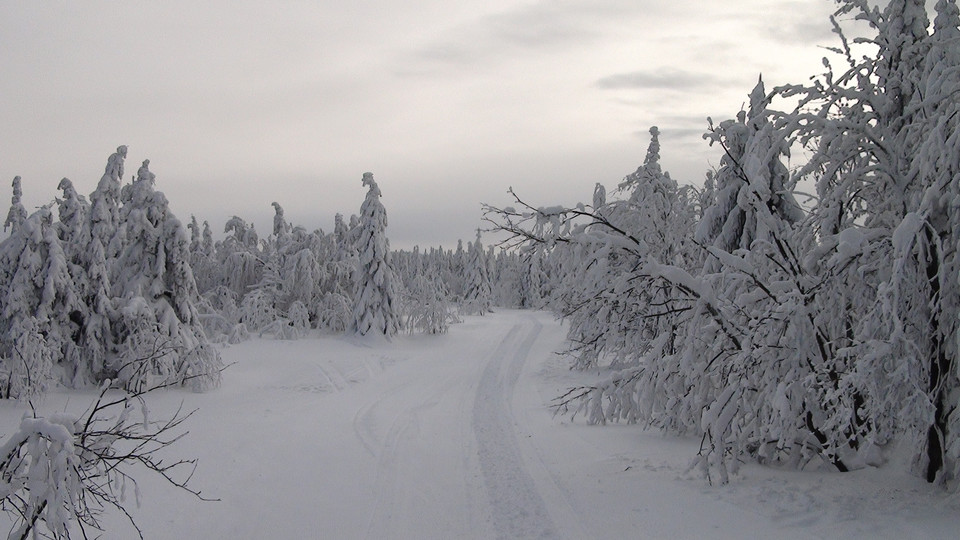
[473,317,558,540]
[356,314,560,539]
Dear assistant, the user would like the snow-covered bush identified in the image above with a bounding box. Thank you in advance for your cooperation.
[404,267,457,334]
[0,387,208,538]
[239,288,278,336]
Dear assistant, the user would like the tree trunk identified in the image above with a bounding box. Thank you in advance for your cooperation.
[924,229,950,483]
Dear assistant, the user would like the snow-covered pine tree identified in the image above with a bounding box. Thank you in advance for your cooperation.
[77,231,113,383]
[187,215,201,249]
[547,127,695,370]
[187,215,219,295]
[490,249,522,308]
[352,173,400,337]
[673,79,851,480]
[697,81,804,261]
[55,178,87,249]
[0,207,83,399]
[461,230,493,315]
[202,219,214,254]
[54,177,111,386]
[219,216,263,297]
[271,201,291,238]
[110,159,221,391]
[89,146,126,256]
[519,246,546,310]
[334,212,348,249]
[4,176,27,235]
[404,254,456,334]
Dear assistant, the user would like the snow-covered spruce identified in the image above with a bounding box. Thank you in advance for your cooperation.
[351,173,401,337]
[3,176,27,235]
[0,149,221,396]
[460,230,493,316]
[109,159,222,392]
[403,254,457,334]
[777,0,960,484]
[0,208,81,399]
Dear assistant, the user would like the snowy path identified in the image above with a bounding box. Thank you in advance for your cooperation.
[4,310,960,539]
[473,317,557,539]
[355,313,557,539]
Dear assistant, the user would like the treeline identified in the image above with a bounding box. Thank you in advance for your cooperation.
[0,151,549,400]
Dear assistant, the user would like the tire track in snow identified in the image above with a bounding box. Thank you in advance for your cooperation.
[473,317,557,539]
[361,370,464,539]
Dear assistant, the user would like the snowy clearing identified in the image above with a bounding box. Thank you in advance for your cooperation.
[2,310,958,539]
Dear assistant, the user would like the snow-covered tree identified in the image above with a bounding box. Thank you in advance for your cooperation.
[0,207,83,398]
[109,159,221,391]
[55,178,87,249]
[519,247,547,309]
[400,249,457,334]
[776,0,960,484]
[218,216,263,297]
[461,230,493,315]
[271,201,290,238]
[89,145,126,255]
[352,173,400,337]
[4,176,27,235]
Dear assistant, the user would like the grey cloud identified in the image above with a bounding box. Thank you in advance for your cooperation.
[596,68,723,91]
[756,18,837,45]
[631,116,709,142]
[400,0,652,73]
[649,127,709,140]
[749,1,838,45]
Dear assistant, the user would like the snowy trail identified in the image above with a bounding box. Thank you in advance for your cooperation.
[358,314,556,539]
[472,317,557,539]
[7,310,960,539]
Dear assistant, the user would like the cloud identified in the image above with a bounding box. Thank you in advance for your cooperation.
[399,0,651,74]
[747,1,838,45]
[639,127,707,141]
[595,68,728,91]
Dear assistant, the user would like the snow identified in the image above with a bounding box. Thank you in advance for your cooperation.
[1,310,958,539]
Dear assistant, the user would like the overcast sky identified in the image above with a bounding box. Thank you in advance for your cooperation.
[1,0,841,249]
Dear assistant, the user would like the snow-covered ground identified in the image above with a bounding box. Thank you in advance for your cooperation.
[2,310,959,539]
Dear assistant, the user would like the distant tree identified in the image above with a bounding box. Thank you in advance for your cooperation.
[219,216,263,297]
[271,201,290,238]
[403,254,457,334]
[55,178,88,248]
[4,176,27,234]
[519,247,546,309]
[461,230,493,315]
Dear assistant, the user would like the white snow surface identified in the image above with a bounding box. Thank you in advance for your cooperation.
[3,310,959,539]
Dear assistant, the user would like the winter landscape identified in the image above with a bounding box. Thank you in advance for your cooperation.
[2,0,960,539]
